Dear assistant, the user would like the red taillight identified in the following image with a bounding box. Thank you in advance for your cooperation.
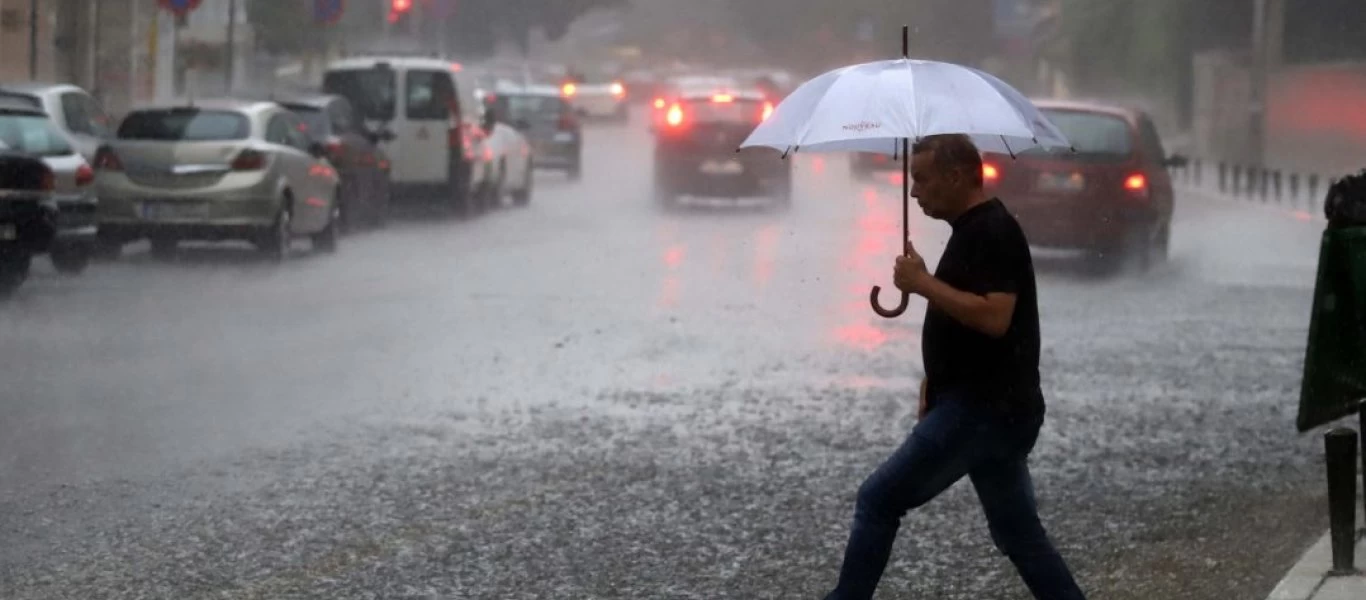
[982,162,1000,184]
[1124,173,1147,192]
[326,140,345,158]
[75,164,95,187]
[711,93,734,103]
[666,103,684,127]
[231,149,267,171]
[761,102,774,121]
[93,147,123,171]
[653,97,665,109]
[561,82,577,98]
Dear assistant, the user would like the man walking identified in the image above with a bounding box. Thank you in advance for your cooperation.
[823,134,1087,600]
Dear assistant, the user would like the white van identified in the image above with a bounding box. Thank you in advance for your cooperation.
[322,56,493,213]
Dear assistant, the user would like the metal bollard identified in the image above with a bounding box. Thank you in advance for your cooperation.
[1219,163,1228,192]
[1290,173,1300,203]
[1260,169,1270,201]
[1325,428,1359,575]
[1193,159,1202,186]
[1273,171,1283,201]
[1310,175,1321,202]
[1233,165,1243,194]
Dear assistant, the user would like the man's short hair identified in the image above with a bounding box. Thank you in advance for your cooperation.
[912,134,983,187]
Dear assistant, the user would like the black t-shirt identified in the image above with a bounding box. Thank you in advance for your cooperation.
[922,198,1044,417]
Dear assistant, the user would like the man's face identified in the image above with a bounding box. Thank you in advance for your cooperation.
[910,151,964,220]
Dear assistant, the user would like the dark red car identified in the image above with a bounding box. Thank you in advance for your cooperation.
[983,100,1187,270]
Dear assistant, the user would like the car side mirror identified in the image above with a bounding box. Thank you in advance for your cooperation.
[1164,154,1189,168]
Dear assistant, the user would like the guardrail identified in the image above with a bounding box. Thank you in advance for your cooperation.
[1167,158,1351,215]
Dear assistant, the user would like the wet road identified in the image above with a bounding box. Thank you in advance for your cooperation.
[1,113,1330,599]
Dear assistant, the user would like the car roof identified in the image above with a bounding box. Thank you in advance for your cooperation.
[1031,98,1144,121]
[0,82,83,97]
[127,98,279,115]
[327,56,462,72]
[676,87,767,102]
[489,82,563,97]
[0,97,46,115]
[272,94,344,109]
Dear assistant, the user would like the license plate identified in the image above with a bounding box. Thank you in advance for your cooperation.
[0,224,15,241]
[141,201,208,220]
[700,160,744,175]
[1036,172,1085,192]
[553,132,575,142]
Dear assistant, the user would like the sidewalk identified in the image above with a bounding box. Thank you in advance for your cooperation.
[1266,508,1365,600]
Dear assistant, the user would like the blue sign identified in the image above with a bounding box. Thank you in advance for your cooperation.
[315,0,345,25]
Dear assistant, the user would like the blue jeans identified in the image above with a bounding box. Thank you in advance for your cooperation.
[824,390,1086,600]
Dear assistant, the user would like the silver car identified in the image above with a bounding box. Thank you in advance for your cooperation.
[0,98,98,273]
[0,82,115,163]
[95,99,342,261]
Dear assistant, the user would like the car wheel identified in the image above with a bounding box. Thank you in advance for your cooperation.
[50,244,93,275]
[258,201,292,263]
[150,237,178,261]
[448,163,473,216]
[489,159,508,210]
[0,251,31,298]
[312,196,340,254]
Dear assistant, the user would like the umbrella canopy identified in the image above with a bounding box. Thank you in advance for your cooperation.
[740,58,1071,156]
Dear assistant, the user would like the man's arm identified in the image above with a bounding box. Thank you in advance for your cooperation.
[894,239,1018,338]
[915,277,1016,339]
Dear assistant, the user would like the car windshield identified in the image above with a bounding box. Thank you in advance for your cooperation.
[1026,109,1134,158]
[500,95,568,122]
[323,68,397,121]
[0,112,76,157]
[117,109,251,141]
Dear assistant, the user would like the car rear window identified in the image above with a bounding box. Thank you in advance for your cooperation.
[500,95,569,122]
[679,98,766,124]
[1036,110,1133,157]
[117,110,251,141]
[284,106,330,137]
[0,113,76,157]
[323,68,397,121]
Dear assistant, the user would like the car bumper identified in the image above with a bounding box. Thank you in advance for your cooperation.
[531,139,580,168]
[0,192,58,253]
[1006,196,1155,250]
[53,193,98,245]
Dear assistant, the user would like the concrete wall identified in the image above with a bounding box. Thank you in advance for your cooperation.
[0,0,57,82]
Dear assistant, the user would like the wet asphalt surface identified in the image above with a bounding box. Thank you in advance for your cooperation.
[0,110,1334,599]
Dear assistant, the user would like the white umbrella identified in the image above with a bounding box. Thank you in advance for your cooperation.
[739,26,1071,318]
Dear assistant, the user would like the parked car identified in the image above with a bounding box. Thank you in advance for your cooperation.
[323,56,494,214]
[277,94,393,230]
[981,99,1188,270]
[0,82,114,163]
[482,82,578,181]
[472,88,534,206]
[0,98,98,273]
[0,151,57,297]
[94,99,342,261]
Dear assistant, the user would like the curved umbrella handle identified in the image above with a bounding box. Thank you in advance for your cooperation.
[869,285,910,318]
